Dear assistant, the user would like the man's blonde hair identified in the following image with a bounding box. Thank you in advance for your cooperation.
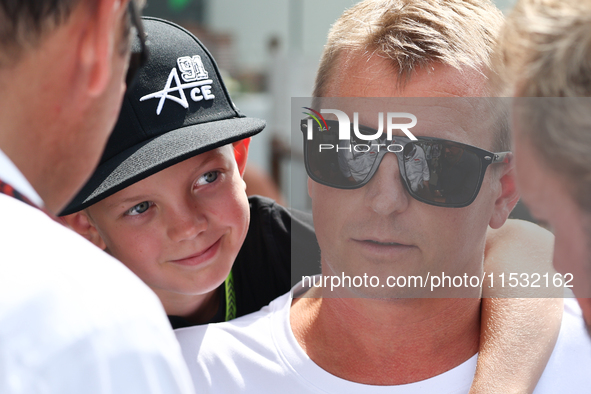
[312,0,508,151]
[497,0,591,211]
[313,0,504,97]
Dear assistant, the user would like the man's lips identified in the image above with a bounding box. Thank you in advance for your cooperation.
[361,239,408,246]
[354,238,413,247]
[351,238,416,254]
[170,238,222,266]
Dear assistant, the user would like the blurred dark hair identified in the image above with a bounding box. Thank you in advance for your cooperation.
[0,0,86,65]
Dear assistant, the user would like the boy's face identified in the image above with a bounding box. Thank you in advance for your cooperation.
[85,144,250,300]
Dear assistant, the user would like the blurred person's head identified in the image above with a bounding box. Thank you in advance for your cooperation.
[497,0,591,329]
[0,0,145,213]
[60,18,265,323]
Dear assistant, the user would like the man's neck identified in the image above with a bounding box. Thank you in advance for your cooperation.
[290,286,481,385]
[0,148,43,206]
[0,16,91,214]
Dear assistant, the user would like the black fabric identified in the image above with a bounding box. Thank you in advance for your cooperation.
[290,207,322,286]
[168,196,320,329]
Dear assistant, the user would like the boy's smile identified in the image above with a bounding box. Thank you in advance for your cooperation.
[82,144,250,319]
[169,237,223,267]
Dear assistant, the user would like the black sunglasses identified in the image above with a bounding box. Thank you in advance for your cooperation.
[301,118,511,208]
[126,1,148,88]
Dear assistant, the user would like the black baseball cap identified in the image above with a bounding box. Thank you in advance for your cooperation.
[60,17,265,215]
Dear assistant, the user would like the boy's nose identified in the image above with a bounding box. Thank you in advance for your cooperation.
[167,205,207,242]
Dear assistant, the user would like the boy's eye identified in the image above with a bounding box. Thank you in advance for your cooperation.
[126,201,153,216]
[195,170,219,187]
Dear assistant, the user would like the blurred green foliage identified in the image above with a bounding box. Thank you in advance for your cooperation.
[168,0,191,12]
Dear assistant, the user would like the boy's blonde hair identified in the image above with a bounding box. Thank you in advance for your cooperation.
[497,0,591,210]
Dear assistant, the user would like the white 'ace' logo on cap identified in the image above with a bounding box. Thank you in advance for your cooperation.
[139,56,215,115]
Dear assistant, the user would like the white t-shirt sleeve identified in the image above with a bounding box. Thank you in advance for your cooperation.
[0,196,195,394]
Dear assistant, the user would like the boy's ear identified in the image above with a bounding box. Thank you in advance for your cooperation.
[233,138,251,176]
[489,155,520,229]
[61,212,108,250]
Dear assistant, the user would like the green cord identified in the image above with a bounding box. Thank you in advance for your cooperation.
[224,270,236,321]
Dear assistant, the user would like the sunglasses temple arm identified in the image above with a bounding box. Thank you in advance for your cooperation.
[491,151,513,164]
[129,1,148,62]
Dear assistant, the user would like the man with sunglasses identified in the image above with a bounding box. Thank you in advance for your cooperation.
[176,0,591,392]
[0,1,193,393]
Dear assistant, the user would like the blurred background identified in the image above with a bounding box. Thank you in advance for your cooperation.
[142,0,527,216]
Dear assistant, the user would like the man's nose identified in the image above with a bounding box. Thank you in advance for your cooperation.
[363,152,410,215]
[166,202,207,242]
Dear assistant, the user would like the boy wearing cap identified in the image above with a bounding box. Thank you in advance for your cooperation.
[62,17,558,390]
[60,17,304,327]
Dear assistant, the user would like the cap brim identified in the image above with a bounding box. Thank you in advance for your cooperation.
[60,117,265,215]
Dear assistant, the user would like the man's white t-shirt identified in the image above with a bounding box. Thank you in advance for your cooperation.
[176,285,591,394]
[0,149,195,393]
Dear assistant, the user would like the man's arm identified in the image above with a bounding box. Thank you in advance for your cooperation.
[471,219,562,394]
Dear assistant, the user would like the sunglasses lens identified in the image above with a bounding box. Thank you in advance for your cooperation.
[302,119,486,207]
[304,120,379,188]
[403,141,483,206]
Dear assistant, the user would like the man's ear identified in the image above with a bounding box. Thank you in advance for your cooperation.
[79,0,127,97]
[61,212,107,250]
[489,155,520,229]
[233,138,251,176]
